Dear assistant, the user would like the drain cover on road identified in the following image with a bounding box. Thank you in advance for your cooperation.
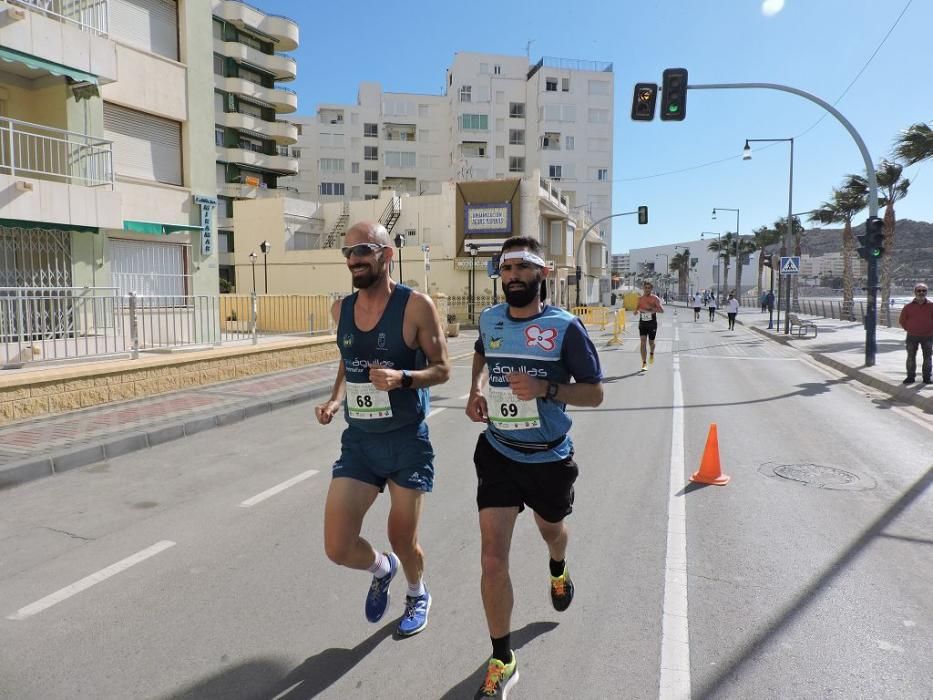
[760,462,875,491]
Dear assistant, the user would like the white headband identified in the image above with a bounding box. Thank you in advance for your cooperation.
[500,250,546,268]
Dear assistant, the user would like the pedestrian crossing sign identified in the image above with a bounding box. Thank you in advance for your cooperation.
[780,256,800,275]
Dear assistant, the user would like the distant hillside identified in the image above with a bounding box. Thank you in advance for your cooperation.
[765,218,933,285]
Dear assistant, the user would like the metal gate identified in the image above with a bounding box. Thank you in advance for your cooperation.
[0,226,73,288]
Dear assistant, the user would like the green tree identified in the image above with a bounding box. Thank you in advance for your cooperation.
[751,225,781,298]
[733,237,757,301]
[707,232,736,300]
[893,122,933,165]
[670,248,691,298]
[809,185,867,316]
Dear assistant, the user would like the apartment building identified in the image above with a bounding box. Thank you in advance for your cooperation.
[0,0,217,301]
[210,0,303,291]
[283,52,615,247]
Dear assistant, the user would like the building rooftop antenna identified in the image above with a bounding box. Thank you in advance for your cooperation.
[525,40,535,59]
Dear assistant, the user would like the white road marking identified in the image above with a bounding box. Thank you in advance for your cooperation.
[239,469,319,508]
[679,354,797,361]
[458,392,471,400]
[6,540,176,621]
[426,407,446,419]
[659,325,691,699]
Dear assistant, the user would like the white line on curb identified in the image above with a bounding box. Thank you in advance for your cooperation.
[239,469,319,507]
[7,540,177,621]
[659,325,691,699]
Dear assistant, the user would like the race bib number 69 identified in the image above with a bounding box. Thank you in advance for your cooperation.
[487,385,540,430]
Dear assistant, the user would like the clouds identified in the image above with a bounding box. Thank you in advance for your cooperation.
[762,0,785,16]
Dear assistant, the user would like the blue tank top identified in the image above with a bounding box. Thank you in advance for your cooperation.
[338,284,429,433]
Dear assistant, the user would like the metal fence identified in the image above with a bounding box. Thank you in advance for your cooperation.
[9,0,109,35]
[1,289,337,368]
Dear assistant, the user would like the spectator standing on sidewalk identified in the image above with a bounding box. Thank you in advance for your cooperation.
[726,293,740,330]
[765,290,775,314]
[315,220,451,637]
[898,282,932,385]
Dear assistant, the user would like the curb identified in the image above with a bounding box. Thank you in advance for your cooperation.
[0,349,478,491]
[746,324,933,414]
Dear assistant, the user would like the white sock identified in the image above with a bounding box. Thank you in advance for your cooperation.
[407,580,425,598]
[367,551,391,578]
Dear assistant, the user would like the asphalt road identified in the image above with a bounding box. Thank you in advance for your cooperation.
[1,313,930,699]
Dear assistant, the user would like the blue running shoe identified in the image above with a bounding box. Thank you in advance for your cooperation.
[396,589,431,637]
[364,552,399,623]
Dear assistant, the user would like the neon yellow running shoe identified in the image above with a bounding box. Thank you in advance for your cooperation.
[550,563,575,611]
[649,353,655,365]
[474,651,519,698]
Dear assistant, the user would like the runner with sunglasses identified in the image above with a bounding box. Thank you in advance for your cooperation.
[898,282,932,385]
[315,220,450,637]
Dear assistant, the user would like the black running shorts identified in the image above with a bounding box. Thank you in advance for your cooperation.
[638,320,658,340]
[473,433,578,523]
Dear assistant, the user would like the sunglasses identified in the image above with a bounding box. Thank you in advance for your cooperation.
[341,243,388,259]
[916,289,928,293]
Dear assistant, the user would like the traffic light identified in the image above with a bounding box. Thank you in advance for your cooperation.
[631,83,658,121]
[857,217,885,259]
[660,68,688,121]
[637,206,648,225]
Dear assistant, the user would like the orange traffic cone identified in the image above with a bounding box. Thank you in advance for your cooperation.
[691,423,730,485]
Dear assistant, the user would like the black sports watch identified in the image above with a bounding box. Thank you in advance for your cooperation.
[546,381,559,400]
[401,370,414,388]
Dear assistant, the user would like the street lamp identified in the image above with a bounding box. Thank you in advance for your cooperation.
[248,251,257,294]
[701,231,722,301]
[394,232,404,282]
[467,243,478,324]
[259,240,270,294]
[711,207,740,300]
[743,137,793,334]
[574,209,642,307]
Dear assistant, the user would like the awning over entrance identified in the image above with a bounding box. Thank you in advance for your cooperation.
[122,220,203,236]
[0,47,98,84]
[0,218,98,234]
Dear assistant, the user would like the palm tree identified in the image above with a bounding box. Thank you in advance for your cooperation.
[733,237,757,302]
[751,225,781,297]
[707,232,735,300]
[863,161,910,322]
[809,185,867,317]
[893,122,933,165]
[670,248,691,298]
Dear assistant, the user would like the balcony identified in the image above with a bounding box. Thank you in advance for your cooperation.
[538,176,569,218]
[213,38,296,81]
[217,112,298,145]
[220,76,297,113]
[211,0,299,52]
[6,0,109,36]
[215,146,298,174]
[384,123,416,142]
[1,117,113,188]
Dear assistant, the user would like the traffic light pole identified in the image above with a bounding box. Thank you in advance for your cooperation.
[687,82,879,365]
[574,210,638,308]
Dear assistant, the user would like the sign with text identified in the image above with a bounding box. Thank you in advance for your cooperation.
[194,194,217,256]
[455,257,484,270]
[464,203,512,235]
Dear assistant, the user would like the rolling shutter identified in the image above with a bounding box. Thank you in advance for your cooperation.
[104,102,182,185]
[109,0,178,60]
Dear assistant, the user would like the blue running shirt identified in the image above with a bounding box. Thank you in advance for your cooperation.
[475,304,602,463]
[338,284,429,433]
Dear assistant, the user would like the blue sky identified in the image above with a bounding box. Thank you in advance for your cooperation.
[259,0,932,254]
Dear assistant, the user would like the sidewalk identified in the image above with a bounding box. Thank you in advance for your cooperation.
[0,334,479,490]
[722,302,933,414]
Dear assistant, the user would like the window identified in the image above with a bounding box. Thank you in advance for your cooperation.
[213,54,224,76]
[319,158,345,172]
[508,156,524,173]
[103,102,182,186]
[364,146,378,161]
[495,90,505,104]
[566,136,574,150]
[496,145,505,159]
[541,104,576,122]
[588,108,610,124]
[351,162,360,174]
[561,77,570,92]
[494,64,502,75]
[597,168,609,181]
[364,123,378,137]
[508,129,525,145]
[218,231,233,253]
[384,151,416,168]
[541,132,561,150]
[319,183,345,196]
[509,102,525,118]
[364,170,379,184]
[365,194,379,200]
[459,114,488,130]
[588,80,610,96]
[459,85,472,102]
[549,165,562,180]
[214,127,224,146]
[545,77,558,92]
[460,142,487,158]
